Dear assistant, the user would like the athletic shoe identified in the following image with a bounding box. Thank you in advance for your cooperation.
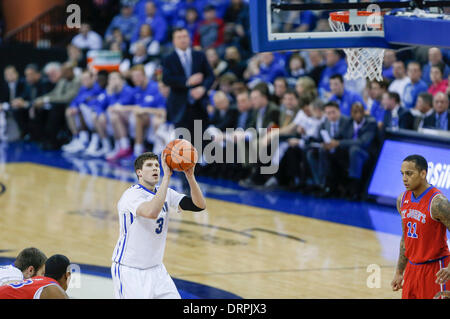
[63,139,86,153]
[106,147,132,161]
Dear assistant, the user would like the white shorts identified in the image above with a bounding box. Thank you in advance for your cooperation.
[79,104,96,131]
[111,262,180,299]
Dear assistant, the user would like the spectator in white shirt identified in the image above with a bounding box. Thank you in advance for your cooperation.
[388,60,410,101]
[71,22,103,51]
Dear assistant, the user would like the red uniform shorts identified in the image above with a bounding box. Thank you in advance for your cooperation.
[402,255,449,299]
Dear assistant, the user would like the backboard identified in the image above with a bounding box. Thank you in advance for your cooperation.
[250,0,450,53]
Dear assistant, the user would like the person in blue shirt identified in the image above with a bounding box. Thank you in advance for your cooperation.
[105,3,139,43]
[61,70,107,154]
[88,71,135,158]
[403,61,428,109]
[246,52,287,87]
[106,64,159,161]
[133,81,168,157]
[132,1,168,44]
[318,50,347,100]
[367,79,389,129]
[328,74,365,117]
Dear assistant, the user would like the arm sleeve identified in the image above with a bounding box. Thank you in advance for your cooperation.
[179,196,204,212]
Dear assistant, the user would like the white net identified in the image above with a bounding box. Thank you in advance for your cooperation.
[329,13,385,81]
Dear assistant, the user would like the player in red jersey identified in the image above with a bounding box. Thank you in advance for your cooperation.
[391,155,450,299]
[0,254,71,299]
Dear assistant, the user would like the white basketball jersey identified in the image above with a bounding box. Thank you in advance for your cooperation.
[0,265,23,286]
[112,184,185,269]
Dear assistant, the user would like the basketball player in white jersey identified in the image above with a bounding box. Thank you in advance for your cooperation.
[111,152,206,299]
[0,247,47,286]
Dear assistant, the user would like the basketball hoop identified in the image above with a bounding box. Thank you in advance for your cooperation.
[329,11,385,81]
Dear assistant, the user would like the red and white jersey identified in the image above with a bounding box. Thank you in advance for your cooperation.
[0,276,59,299]
[400,186,450,264]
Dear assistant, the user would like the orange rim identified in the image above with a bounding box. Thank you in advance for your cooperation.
[330,11,383,24]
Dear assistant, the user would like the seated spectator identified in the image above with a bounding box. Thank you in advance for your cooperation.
[367,79,388,129]
[306,101,351,197]
[318,50,347,100]
[66,44,86,78]
[207,90,239,134]
[428,62,449,96]
[388,60,410,102]
[239,83,280,186]
[273,77,288,106]
[306,50,326,87]
[135,1,167,44]
[422,47,450,86]
[265,98,324,190]
[30,63,81,150]
[9,64,53,140]
[286,53,307,87]
[132,81,168,157]
[333,102,378,200]
[0,65,26,110]
[295,76,318,103]
[403,61,428,109]
[282,0,316,33]
[129,24,160,58]
[193,5,225,50]
[223,45,247,80]
[105,3,139,43]
[90,71,136,158]
[401,92,434,131]
[381,91,408,131]
[328,74,366,117]
[423,92,449,131]
[174,6,200,41]
[71,22,103,51]
[205,47,228,79]
[107,65,159,160]
[61,70,107,154]
[244,52,286,88]
[104,27,128,54]
[120,42,158,80]
[234,90,254,130]
[382,49,396,81]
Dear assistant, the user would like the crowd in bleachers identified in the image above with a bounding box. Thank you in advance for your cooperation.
[0,0,449,201]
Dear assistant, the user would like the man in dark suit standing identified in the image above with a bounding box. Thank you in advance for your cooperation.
[162,27,215,145]
[423,92,449,131]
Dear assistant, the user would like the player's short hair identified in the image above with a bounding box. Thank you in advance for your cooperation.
[44,255,70,281]
[14,248,47,272]
[403,155,428,173]
[135,152,159,173]
[130,64,146,74]
[324,101,340,110]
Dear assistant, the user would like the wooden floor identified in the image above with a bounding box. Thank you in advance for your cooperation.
[0,162,402,298]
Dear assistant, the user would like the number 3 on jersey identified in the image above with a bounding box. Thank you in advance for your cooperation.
[407,222,418,239]
[155,217,164,234]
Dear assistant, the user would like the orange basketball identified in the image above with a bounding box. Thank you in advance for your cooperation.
[163,139,198,172]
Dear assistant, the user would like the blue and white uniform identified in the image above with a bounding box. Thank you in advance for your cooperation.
[0,265,23,286]
[111,183,185,299]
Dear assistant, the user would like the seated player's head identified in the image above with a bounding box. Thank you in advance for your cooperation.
[130,65,147,88]
[323,101,341,122]
[14,247,47,279]
[351,102,365,123]
[401,155,428,192]
[44,254,71,291]
[134,152,160,185]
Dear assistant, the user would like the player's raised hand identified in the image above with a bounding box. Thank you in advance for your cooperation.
[391,273,403,291]
[183,165,195,179]
[161,153,173,178]
[435,267,450,285]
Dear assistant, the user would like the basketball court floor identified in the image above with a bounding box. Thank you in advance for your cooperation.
[0,141,422,299]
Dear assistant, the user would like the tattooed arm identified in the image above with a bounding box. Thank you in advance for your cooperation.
[431,194,450,285]
[392,192,407,291]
